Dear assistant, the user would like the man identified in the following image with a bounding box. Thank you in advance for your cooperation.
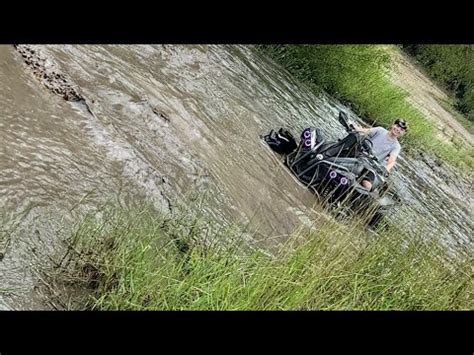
[353,119,408,190]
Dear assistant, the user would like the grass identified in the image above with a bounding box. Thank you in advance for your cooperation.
[256,45,474,171]
[44,203,473,310]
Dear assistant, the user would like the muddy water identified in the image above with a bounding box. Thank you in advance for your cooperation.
[0,45,472,309]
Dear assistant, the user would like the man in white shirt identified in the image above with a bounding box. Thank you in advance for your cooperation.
[353,119,408,190]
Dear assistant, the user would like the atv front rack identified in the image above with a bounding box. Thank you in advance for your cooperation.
[286,140,353,188]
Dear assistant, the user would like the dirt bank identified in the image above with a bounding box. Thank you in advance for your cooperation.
[387,47,473,147]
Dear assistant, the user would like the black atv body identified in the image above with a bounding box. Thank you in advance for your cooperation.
[263,112,398,227]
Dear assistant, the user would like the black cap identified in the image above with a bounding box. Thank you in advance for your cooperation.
[394,119,408,130]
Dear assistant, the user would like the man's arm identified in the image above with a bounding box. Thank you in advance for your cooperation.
[353,126,371,134]
[386,144,401,173]
[385,154,397,172]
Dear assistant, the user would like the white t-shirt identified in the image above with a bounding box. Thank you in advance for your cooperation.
[367,127,401,162]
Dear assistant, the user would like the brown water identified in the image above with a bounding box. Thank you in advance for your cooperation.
[0,45,472,309]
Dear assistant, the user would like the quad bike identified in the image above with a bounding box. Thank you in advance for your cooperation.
[263,112,399,227]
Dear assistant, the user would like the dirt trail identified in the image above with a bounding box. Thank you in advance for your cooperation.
[387,47,473,147]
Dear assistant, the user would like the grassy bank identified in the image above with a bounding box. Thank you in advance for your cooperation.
[257,45,474,171]
[403,45,474,123]
[45,204,472,310]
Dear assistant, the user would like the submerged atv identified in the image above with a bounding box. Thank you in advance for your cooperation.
[263,112,399,227]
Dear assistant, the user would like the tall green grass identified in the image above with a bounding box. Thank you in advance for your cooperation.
[46,204,473,310]
[257,45,474,171]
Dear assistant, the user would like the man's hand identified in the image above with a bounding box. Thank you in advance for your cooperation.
[386,154,397,173]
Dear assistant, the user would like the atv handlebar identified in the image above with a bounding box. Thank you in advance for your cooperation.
[339,111,390,178]
[338,111,354,133]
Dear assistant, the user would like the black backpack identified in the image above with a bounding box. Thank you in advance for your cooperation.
[263,128,297,155]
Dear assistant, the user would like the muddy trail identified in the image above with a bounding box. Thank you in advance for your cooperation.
[0,45,472,310]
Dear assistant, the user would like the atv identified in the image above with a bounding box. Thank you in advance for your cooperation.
[263,111,399,227]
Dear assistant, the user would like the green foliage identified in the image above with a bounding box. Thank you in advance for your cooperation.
[48,204,473,310]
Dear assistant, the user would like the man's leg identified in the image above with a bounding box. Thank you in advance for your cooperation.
[361,179,373,190]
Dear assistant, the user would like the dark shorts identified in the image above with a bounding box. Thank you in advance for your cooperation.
[360,169,376,184]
